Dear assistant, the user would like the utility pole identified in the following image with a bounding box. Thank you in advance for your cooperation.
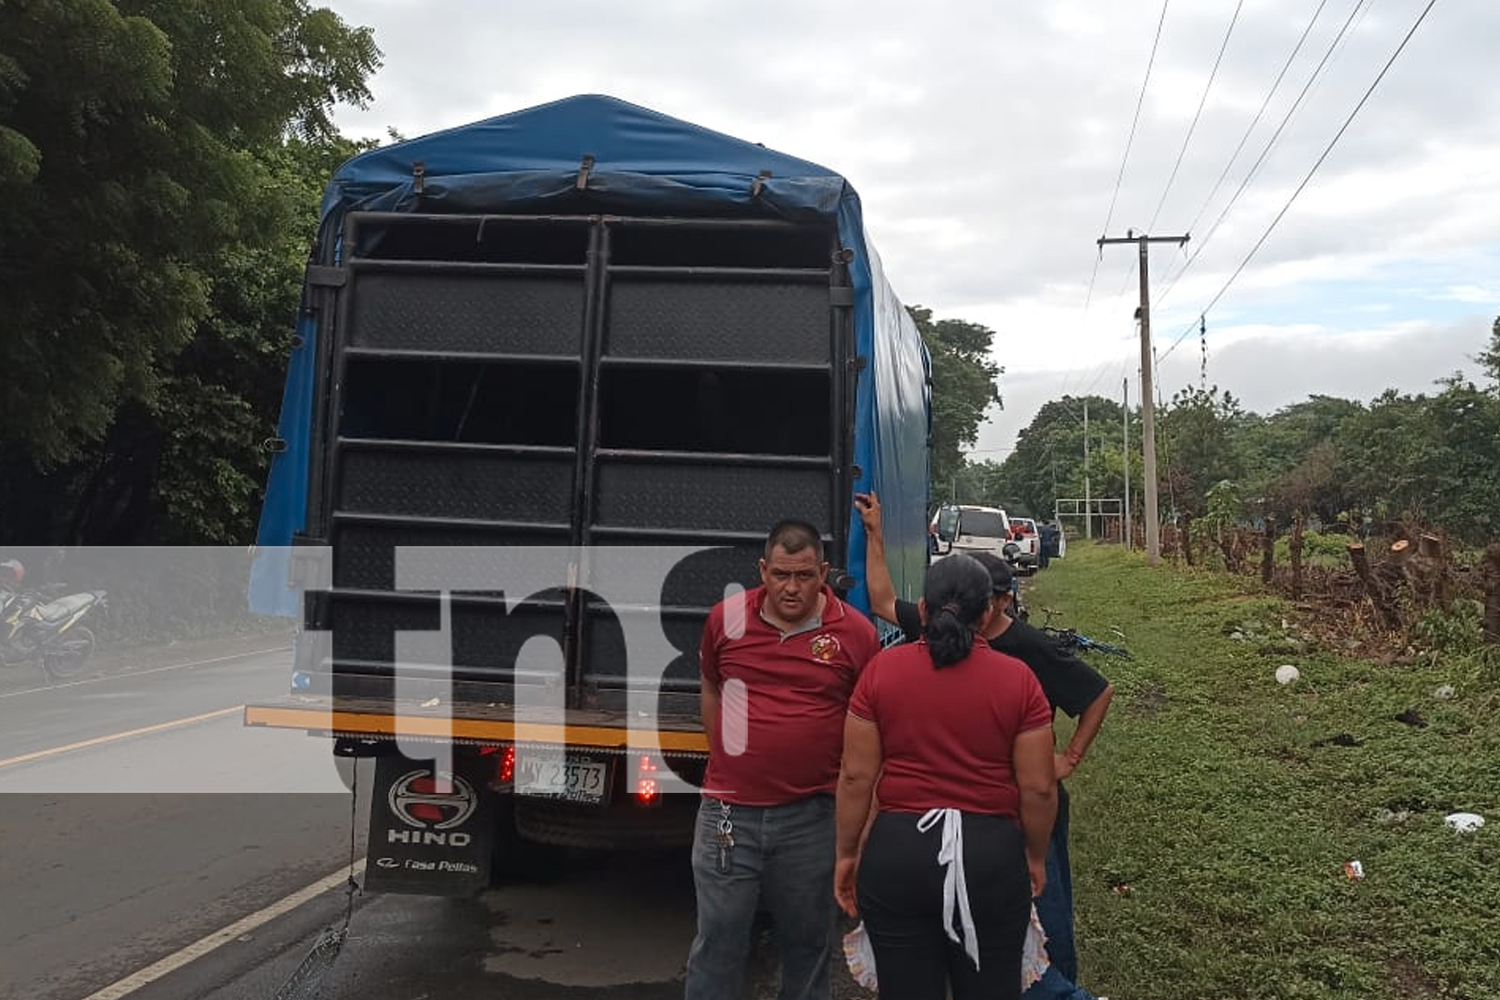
[1097,230,1188,566]
[1083,399,1091,540]
[1122,377,1130,550]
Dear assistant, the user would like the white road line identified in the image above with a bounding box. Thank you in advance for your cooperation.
[79,860,368,1000]
[0,645,290,700]
[0,706,243,770]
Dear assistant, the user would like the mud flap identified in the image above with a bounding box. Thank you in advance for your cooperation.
[363,753,495,895]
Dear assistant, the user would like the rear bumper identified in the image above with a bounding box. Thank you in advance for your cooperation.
[243,695,710,755]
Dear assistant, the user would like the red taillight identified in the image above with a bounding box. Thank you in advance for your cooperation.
[635,753,660,804]
[498,745,516,784]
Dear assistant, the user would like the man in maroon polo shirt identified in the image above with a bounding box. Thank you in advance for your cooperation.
[684,520,880,1000]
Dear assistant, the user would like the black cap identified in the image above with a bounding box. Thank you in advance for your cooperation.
[969,551,1014,594]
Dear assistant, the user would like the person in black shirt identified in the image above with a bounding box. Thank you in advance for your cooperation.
[855,492,1113,1000]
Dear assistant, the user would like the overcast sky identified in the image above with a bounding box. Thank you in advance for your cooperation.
[322,0,1497,462]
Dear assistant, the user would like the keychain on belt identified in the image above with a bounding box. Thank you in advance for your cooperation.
[715,800,735,871]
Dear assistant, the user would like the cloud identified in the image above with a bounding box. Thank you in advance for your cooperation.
[1435,285,1500,305]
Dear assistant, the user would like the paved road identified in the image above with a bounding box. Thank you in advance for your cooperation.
[0,633,866,1000]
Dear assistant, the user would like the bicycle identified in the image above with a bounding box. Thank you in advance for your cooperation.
[1037,607,1132,659]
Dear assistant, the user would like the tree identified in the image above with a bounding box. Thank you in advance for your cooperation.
[910,306,1002,495]
[1478,314,1500,388]
[1157,385,1246,518]
[1338,378,1500,543]
[1238,395,1364,523]
[0,0,378,468]
[147,135,372,543]
[994,395,1125,522]
[0,0,379,542]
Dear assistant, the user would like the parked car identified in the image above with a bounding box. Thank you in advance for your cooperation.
[930,504,1014,563]
[1009,517,1041,573]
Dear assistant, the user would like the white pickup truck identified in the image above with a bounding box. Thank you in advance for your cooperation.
[1008,517,1041,573]
[931,504,1011,561]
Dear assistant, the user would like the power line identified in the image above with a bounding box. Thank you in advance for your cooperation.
[1158,0,1440,364]
[1146,0,1246,234]
[1114,1,1243,315]
[1172,0,1332,260]
[1084,345,1129,397]
[1085,0,1172,311]
[1155,0,1371,310]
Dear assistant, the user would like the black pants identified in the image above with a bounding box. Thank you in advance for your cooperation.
[857,811,1032,1000]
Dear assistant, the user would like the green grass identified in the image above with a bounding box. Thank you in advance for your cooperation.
[1030,543,1500,1000]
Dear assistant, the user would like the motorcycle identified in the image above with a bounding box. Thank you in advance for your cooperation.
[0,561,108,680]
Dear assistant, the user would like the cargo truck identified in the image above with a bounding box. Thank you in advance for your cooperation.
[243,94,932,894]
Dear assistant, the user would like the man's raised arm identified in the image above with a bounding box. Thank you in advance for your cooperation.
[853,492,900,627]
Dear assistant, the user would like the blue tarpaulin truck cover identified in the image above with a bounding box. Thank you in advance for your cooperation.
[250,94,931,620]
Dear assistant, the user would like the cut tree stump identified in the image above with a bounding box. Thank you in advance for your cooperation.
[1289,516,1305,600]
[1348,541,1402,630]
[1418,533,1443,560]
[1261,516,1277,585]
[1397,532,1452,613]
[1483,543,1500,645]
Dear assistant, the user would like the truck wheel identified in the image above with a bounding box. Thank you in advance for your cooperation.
[490,796,566,885]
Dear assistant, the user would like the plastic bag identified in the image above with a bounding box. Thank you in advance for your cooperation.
[842,921,879,990]
[1021,903,1050,990]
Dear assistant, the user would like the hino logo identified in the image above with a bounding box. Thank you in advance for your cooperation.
[387,829,473,847]
[387,768,478,848]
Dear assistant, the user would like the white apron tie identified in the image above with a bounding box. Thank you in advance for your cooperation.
[917,807,980,970]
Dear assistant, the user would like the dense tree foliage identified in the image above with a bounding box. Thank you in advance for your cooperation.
[968,396,1126,517]
[1156,386,1246,519]
[0,0,378,544]
[911,306,1003,496]
[1476,315,1500,385]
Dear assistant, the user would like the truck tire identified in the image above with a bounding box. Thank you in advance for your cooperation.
[514,796,697,851]
[490,796,566,884]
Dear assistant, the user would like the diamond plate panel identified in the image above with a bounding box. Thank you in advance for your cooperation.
[349,271,585,355]
[328,595,567,676]
[581,609,707,685]
[595,462,830,533]
[337,450,574,520]
[607,279,829,363]
[332,524,572,590]
[583,543,762,609]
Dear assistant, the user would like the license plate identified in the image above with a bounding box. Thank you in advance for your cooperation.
[515,753,612,804]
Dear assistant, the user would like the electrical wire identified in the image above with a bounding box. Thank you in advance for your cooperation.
[1085,0,1172,311]
[1172,0,1332,267]
[1156,0,1371,310]
[1158,0,1440,363]
[1146,0,1246,235]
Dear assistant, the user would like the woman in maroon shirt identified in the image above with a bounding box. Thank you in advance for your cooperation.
[835,554,1057,1000]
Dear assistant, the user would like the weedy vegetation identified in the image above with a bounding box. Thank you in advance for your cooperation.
[1034,543,1499,1000]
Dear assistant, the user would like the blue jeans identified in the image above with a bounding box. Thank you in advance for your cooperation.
[1023,783,1097,1000]
[685,794,835,1000]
